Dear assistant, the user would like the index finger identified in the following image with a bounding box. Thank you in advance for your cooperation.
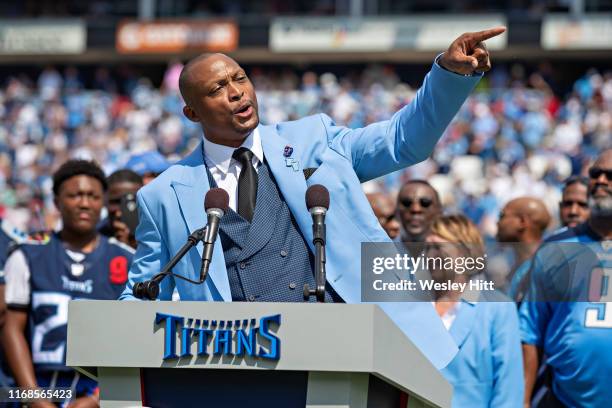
[469,26,506,44]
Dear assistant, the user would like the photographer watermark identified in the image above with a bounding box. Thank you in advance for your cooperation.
[360,241,608,303]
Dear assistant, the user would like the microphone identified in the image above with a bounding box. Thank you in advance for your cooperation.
[199,188,229,282]
[304,184,329,302]
[132,188,229,300]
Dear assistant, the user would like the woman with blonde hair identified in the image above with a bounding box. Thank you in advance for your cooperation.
[426,214,523,407]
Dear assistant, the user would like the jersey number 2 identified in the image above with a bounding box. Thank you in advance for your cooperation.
[31,293,71,364]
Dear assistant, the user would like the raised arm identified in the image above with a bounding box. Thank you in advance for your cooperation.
[323,27,505,182]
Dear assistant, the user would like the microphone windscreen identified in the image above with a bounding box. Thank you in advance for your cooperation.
[305,184,330,210]
[205,188,230,212]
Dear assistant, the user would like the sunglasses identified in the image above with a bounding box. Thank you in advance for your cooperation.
[589,167,612,180]
[399,197,434,208]
[560,200,588,208]
[377,214,396,224]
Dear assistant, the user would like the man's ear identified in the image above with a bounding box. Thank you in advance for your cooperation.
[183,105,200,123]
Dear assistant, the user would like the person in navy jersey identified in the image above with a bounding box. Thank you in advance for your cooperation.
[520,149,612,408]
[0,219,29,325]
[1,160,134,408]
[0,218,29,392]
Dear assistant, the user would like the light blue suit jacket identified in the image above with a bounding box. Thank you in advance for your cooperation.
[120,62,481,370]
[441,297,524,407]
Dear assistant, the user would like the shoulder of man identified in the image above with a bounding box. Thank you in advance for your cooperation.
[544,222,597,243]
[0,218,29,243]
[272,113,335,140]
[107,236,136,257]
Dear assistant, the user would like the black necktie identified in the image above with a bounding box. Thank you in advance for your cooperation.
[232,147,258,222]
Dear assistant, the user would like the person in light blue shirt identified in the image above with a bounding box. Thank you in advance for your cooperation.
[427,215,523,408]
[520,149,612,408]
[121,28,507,371]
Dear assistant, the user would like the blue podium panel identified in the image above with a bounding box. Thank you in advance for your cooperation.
[141,368,308,407]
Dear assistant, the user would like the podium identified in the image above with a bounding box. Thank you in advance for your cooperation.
[67,301,451,408]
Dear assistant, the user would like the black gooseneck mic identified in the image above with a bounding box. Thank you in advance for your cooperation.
[132,188,229,300]
[303,184,329,303]
[199,188,228,283]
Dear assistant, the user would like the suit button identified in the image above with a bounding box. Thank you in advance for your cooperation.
[289,282,296,289]
[280,250,288,257]
[248,295,255,302]
[239,262,246,269]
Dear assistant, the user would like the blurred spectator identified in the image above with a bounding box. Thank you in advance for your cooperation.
[520,149,612,407]
[0,64,609,235]
[37,66,62,101]
[100,169,143,249]
[397,180,442,245]
[0,218,36,390]
[125,151,171,185]
[558,176,590,228]
[366,192,400,240]
[427,215,523,407]
[496,197,551,301]
[162,60,184,94]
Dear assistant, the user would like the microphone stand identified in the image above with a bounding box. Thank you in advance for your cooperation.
[133,227,208,300]
[304,209,326,303]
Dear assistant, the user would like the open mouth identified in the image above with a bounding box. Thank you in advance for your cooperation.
[233,102,252,115]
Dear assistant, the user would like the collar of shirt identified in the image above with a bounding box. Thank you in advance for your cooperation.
[433,300,462,330]
[202,127,264,175]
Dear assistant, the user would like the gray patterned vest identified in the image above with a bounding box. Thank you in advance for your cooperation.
[206,160,342,303]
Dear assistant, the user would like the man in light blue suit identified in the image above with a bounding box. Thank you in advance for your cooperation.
[121,27,506,370]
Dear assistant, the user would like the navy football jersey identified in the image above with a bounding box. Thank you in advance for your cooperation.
[4,233,133,372]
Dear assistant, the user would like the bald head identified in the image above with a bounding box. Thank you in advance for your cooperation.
[497,197,551,242]
[179,53,224,106]
[367,193,401,239]
[179,53,259,147]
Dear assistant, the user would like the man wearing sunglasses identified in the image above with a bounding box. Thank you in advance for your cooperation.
[520,149,612,408]
[396,180,442,246]
[559,176,590,229]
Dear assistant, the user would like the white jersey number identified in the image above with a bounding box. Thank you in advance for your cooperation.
[31,292,71,364]
[585,267,612,328]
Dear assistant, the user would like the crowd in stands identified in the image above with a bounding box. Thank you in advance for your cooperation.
[0,62,609,237]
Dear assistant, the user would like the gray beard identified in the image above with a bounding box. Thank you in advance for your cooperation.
[589,195,612,219]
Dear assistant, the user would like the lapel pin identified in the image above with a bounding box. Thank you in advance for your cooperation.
[283,145,293,158]
[285,157,300,171]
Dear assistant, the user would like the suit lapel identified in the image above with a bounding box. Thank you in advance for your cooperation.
[170,141,232,301]
[259,125,314,251]
[448,300,478,348]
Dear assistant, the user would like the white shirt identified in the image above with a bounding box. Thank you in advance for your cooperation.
[202,128,264,213]
[433,301,462,330]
